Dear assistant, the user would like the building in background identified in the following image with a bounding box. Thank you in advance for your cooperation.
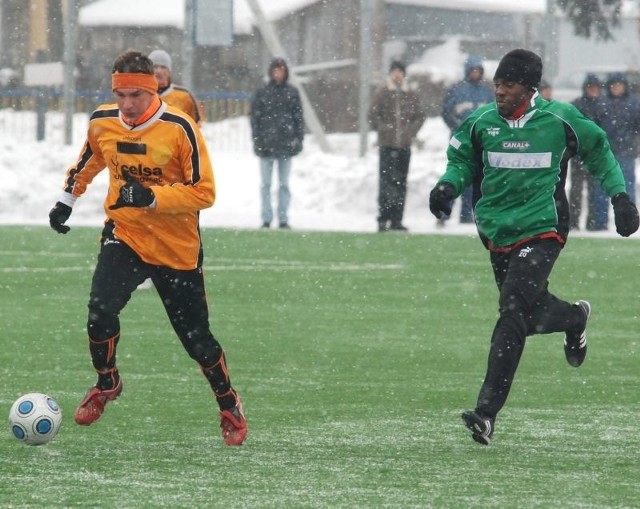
[1,0,640,132]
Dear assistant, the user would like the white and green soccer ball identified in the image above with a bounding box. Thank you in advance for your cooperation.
[9,393,62,445]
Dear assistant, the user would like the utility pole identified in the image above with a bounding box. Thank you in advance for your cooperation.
[544,0,558,81]
[182,0,194,90]
[245,0,331,153]
[63,0,78,146]
[359,0,371,157]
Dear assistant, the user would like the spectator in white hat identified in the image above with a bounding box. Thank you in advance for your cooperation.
[148,49,204,125]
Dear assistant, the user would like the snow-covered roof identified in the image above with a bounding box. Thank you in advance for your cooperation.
[79,0,319,34]
[387,0,545,13]
[79,0,185,28]
[390,0,638,16]
[78,0,640,33]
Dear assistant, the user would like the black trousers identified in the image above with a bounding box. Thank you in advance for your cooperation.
[85,223,233,404]
[476,238,580,420]
[378,146,411,225]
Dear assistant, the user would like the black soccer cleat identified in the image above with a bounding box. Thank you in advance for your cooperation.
[461,410,494,446]
[564,300,591,368]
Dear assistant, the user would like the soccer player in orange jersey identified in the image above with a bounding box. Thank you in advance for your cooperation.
[148,49,204,125]
[48,49,247,446]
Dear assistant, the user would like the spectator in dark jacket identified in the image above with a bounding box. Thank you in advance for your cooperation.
[369,60,427,232]
[440,56,493,224]
[569,74,605,230]
[591,72,640,229]
[250,58,304,229]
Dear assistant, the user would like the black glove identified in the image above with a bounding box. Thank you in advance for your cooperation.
[49,202,72,234]
[429,183,455,219]
[109,173,155,210]
[612,192,639,237]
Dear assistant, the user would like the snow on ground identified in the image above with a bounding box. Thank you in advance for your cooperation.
[0,111,450,234]
[0,109,621,238]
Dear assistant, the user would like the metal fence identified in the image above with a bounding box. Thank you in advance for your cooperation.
[0,88,253,151]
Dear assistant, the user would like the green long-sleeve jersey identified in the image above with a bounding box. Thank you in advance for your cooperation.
[438,94,627,248]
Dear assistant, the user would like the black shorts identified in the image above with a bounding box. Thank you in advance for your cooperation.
[88,222,212,344]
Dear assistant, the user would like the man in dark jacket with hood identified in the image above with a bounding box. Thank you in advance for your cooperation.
[441,56,494,224]
[569,73,605,230]
[591,72,640,229]
[250,58,304,229]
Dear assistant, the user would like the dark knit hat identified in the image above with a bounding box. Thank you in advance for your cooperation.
[493,49,543,89]
[606,72,627,87]
[389,60,406,75]
[583,73,602,88]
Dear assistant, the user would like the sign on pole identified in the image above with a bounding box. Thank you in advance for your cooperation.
[24,62,64,87]
[194,0,233,47]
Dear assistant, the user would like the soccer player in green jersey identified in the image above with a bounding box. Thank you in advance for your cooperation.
[429,49,639,445]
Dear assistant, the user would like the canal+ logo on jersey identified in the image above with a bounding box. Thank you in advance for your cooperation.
[502,140,530,150]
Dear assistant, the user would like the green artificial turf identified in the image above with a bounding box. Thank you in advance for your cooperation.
[1,225,639,508]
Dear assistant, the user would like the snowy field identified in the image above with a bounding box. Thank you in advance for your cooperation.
[0,109,450,233]
[0,108,625,237]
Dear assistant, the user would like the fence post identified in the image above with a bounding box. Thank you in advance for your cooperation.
[36,88,47,141]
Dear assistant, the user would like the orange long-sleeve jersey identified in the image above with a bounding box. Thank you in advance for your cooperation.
[159,84,205,125]
[60,102,215,270]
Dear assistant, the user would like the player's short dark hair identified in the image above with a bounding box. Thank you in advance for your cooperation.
[112,50,154,75]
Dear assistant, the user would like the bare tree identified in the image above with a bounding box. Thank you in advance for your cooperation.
[557,0,622,40]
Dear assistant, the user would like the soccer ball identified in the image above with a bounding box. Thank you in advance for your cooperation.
[8,393,62,445]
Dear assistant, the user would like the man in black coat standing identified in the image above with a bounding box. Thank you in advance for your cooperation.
[569,74,604,230]
[368,61,426,232]
[250,58,304,229]
[591,72,640,230]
